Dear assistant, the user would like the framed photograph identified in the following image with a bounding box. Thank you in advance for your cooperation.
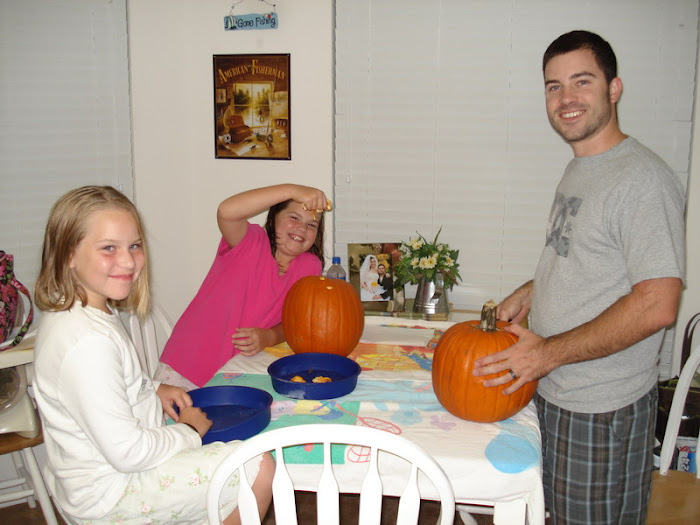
[213,54,291,160]
[347,243,403,312]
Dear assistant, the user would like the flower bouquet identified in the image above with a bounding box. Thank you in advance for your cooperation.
[394,229,461,289]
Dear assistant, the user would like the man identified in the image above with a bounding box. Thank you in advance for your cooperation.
[376,263,393,300]
[473,30,685,524]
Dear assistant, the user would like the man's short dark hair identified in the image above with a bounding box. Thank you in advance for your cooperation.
[543,30,617,83]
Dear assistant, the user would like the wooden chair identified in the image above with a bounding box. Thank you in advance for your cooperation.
[648,342,700,524]
[127,304,173,379]
[0,351,58,524]
[0,425,58,525]
[206,423,456,525]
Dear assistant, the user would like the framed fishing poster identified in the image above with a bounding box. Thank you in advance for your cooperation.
[213,54,291,160]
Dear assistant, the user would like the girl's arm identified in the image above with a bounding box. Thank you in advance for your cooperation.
[232,323,285,356]
[156,383,193,421]
[154,384,212,436]
[60,334,199,472]
[217,184,328,248]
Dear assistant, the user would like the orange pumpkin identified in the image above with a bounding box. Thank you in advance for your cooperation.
[282,276,364,356]
[432,301,537,422]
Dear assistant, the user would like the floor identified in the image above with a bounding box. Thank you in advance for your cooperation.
[0,492,495,524]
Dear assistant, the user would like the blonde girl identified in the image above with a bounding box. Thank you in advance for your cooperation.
[33,186,273,525]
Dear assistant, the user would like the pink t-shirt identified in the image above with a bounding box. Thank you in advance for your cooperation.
[160,224,321,386]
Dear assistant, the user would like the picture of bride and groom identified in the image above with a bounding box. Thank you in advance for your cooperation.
[347,243,401,307]
[359,254,393,301]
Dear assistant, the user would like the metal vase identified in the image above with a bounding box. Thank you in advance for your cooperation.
[412,273,449,315]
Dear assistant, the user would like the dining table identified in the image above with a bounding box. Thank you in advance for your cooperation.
[206,314,545,525]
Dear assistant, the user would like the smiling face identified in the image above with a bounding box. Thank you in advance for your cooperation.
[69,208,145,313]
[378,264,386,276]
[544,48,624,157]
[273,201,320,263]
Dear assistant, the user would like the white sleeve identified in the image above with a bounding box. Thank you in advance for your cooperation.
[56,333,200,473]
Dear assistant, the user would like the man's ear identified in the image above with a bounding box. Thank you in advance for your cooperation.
[609,77,623,104]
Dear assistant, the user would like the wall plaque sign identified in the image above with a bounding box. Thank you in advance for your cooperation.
[224,12,278,31]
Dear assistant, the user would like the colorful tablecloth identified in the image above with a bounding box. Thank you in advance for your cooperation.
[211,320,545,524]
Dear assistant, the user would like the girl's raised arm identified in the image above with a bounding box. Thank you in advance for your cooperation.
[217,184,328,247]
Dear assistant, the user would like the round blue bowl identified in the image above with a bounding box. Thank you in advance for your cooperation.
[268,352,361,400]
[188,385,273,444]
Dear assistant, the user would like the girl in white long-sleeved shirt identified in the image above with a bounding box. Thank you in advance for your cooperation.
[32,186,273,524]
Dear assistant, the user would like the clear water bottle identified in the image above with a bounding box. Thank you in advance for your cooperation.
[326,256,346,280]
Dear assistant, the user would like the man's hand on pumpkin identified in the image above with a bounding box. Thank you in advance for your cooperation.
[472,324,548,395]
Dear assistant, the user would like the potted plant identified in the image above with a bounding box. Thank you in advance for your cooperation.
[394,229,461,314]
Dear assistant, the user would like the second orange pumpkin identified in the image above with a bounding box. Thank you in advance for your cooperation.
[432,301,537,423]
[282,275,364,356]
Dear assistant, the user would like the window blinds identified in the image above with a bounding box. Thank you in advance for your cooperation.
[0,0,133,297]
[334,0,696,312]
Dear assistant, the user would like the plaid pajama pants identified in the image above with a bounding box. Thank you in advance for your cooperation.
[536,387,657,525]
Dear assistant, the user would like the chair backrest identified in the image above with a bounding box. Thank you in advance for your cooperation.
[658,342,700,477]
[127,304,173,379]
[206,424,455,525]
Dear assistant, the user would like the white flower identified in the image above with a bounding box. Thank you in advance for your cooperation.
[410,238,424,250]
[396,230,460,288]
[419,256,436,269]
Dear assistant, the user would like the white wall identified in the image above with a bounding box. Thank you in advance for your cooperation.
[127,1,698,376]
[127,0,334,319]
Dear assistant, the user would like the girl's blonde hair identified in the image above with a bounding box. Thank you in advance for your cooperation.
[35,186,151,318]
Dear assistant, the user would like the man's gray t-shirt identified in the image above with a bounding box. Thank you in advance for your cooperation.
[531,137,685,413]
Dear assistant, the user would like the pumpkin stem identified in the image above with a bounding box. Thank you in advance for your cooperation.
[478,300,499,332]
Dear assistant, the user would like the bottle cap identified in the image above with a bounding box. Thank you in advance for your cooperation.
[332,256,341,264]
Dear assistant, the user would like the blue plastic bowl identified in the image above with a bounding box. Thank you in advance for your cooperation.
[268,352,361,400]
[188,385,273,444]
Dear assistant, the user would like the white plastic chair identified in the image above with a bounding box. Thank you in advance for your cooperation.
[127,304,173,379]
[648,342,700,523]
[206,424,456,525]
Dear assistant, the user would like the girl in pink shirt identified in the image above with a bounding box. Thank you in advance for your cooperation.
[158,184,329,388]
